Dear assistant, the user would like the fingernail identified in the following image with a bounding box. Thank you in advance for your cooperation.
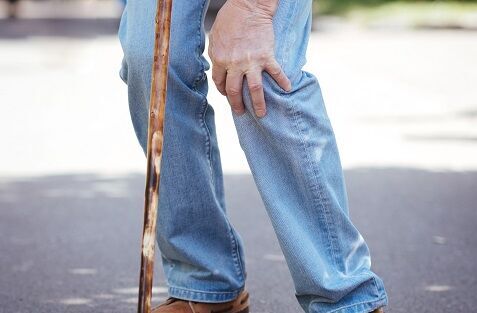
[233,109,245,116]
[256,110,266,118]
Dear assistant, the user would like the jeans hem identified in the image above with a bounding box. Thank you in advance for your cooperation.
[326,296,388,313]
[168,285,245,303]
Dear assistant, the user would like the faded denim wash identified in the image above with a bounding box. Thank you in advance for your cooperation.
[118,0,388,312]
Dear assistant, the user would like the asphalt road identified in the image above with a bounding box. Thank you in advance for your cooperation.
[1,2,477,313]
[0,169,476,313]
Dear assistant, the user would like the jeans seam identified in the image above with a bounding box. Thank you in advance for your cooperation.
[288,100,341,271]
[370,276,381,300]
[325,296,387,313]
[193,0,214,183]
[192,0,207,92]
[197,95,214,184]
[169,285,243,295]
[168,285,244,302]
[226,223,246,284]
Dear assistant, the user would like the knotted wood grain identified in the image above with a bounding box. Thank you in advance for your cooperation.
[137,0,173,312]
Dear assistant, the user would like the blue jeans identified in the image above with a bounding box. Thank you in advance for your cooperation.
[118,0,388,312]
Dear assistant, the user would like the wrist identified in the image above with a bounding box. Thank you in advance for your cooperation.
[228,0,278,18]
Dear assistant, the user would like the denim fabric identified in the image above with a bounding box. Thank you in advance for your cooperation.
[118,0,388,312]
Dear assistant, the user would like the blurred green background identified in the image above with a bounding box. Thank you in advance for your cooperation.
[313,0,477,29]
[315,0,477,15]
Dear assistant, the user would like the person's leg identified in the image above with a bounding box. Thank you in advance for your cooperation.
[232,1,388,312]
[118,0,246,302]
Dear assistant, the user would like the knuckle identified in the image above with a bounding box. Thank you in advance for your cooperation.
[265,61,281,73]
[213,57,226,66]
[230,58,242,66]
[230,102,243,111]
[271,69,283,77]
[226,87,241,96]
[248,83,263,92]
[268,66,282,77]
[210,52,226,65]
[257,52,272,63]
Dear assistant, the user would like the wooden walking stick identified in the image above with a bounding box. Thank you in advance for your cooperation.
[137,0,173,313]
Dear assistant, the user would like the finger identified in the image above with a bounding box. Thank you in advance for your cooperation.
[212,64,227,96]
[246,71,266,118]
[264,60,292,92]
[225,70,245,115]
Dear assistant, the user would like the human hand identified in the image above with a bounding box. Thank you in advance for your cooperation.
[208,0,292,118]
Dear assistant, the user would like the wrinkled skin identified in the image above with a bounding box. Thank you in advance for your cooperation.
[208,0,291,118]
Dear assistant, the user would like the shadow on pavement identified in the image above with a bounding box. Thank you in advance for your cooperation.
[0,168,476,313]
[0,11,219,39]
[0,18,120,39]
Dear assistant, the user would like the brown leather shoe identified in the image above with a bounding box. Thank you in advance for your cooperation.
[152,290,249,313]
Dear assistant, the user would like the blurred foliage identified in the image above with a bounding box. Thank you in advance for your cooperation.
[314,0,477,15]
